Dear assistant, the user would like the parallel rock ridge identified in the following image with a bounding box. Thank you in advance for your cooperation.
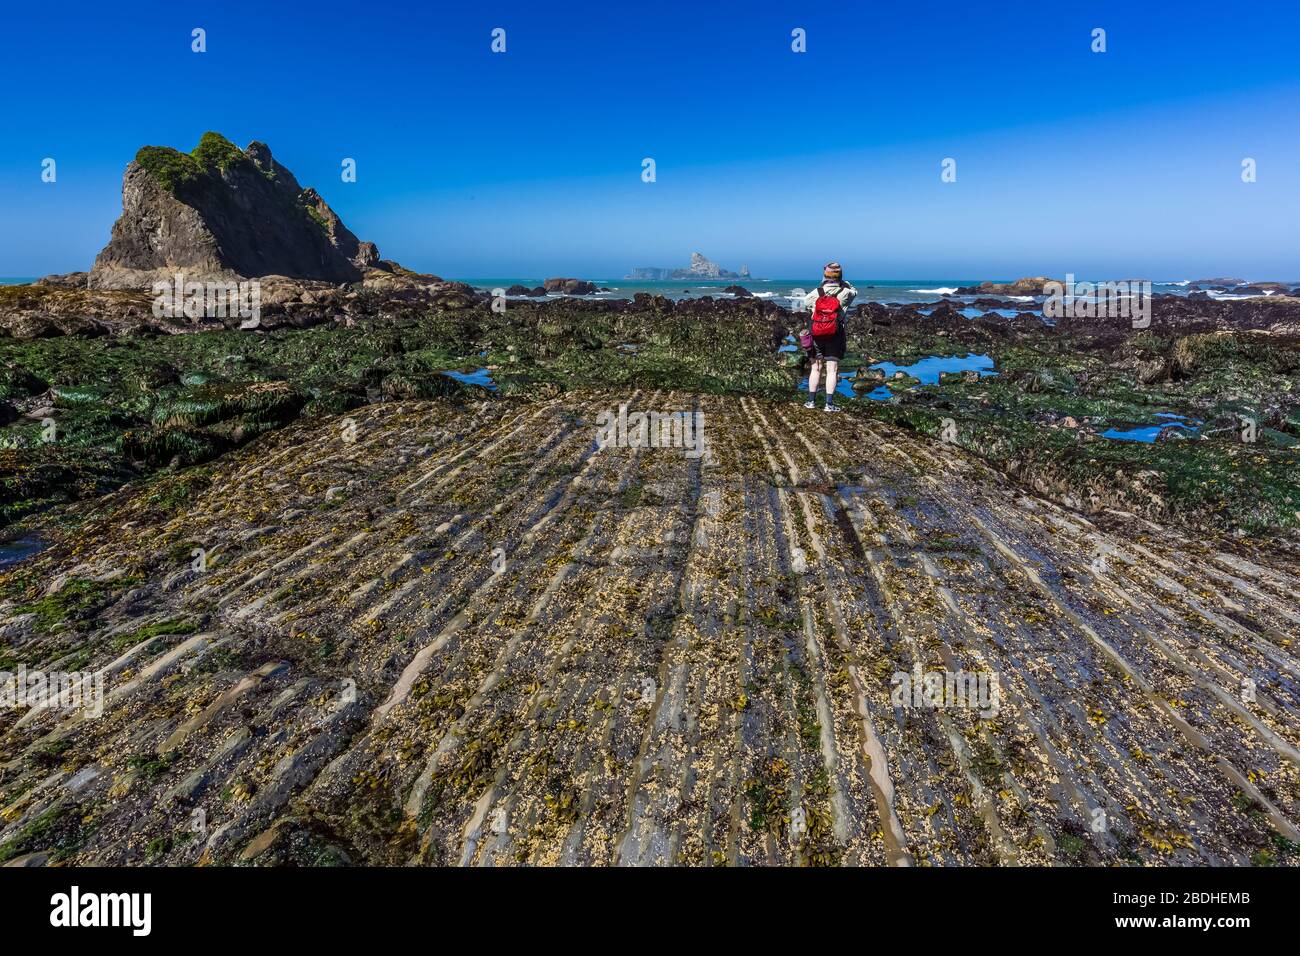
[1,394,1297,866]
[87,132,386,290]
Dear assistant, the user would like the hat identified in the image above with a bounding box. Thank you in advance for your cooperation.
[823,261,843,280]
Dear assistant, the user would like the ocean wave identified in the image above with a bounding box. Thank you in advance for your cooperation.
[1207,290,1269,300]
[910,287,958,295]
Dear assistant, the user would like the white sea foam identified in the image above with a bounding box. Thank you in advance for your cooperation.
[911,287,958,295]
[1207,290,1268,300]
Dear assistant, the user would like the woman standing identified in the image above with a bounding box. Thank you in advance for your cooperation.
[802,262,856,412]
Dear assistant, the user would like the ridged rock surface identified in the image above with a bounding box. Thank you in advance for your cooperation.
[1,394,1298,866]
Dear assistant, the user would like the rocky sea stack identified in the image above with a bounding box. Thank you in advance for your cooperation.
[84,132,389,290]
[625,251,741,280]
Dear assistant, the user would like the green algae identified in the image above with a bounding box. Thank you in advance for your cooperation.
[0,800,96,864]
[0,298,1295,538]
[111,616,199,651]
[834,319,1300,534]
[11,575,142,634]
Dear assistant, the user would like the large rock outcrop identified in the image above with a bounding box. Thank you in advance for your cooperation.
[87,133,384,289]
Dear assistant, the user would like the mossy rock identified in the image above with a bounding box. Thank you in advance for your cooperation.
[0,364,49,400]
[379,372,470,401]
[122,426,232,469]
[151,380,306,429]
[51,384,109,408]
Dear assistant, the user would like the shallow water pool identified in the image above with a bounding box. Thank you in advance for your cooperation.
[799,369,857,398]
[442,368,498,391]
[870,354,996,385]
[0,534,47,569]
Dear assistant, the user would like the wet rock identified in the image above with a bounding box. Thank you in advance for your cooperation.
[954,277,1055,296]
[1135,358,1166,385]
[543,278,597,295]
[852,369,887,392]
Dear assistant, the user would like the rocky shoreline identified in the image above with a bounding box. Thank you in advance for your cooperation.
[1,284,1297,539]
[1,130,1297,549]
[1,389,1297,866]
[1,135,1299,869]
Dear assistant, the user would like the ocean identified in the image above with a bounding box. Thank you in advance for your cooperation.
[460,277,1249,306]
[1,276,1274,305]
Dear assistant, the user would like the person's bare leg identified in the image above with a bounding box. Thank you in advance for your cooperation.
[808,357,822,396]
[824,359,838,400]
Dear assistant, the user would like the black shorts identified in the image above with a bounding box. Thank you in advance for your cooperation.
[808,326,846,361]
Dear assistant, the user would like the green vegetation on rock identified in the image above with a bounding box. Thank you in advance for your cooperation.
[136,131,251,194]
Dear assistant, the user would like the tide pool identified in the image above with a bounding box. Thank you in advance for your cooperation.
[443,368,498,390]
[799,369,856,398]
[870,354,996,385]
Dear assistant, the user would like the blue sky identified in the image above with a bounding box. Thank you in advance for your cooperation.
[2,0,1298,280]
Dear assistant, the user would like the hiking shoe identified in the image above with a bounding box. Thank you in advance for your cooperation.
[824,402,840,413]
[803,399,817,409]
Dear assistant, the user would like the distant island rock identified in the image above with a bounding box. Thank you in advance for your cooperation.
[81,132,413,290]
[626,252,743,280]
[542,278,598,295]
[953,277,1057,296]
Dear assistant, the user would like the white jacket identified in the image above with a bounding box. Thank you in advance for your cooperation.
[802,280,857,315]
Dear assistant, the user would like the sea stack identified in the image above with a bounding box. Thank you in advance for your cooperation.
[88,132,389,290]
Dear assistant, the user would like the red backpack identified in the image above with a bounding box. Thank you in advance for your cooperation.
[812,286,842,337]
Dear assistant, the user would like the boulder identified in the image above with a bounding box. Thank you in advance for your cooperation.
[543,278,598,295]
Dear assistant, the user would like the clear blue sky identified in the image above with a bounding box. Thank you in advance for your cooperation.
[2,0,1298,280]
